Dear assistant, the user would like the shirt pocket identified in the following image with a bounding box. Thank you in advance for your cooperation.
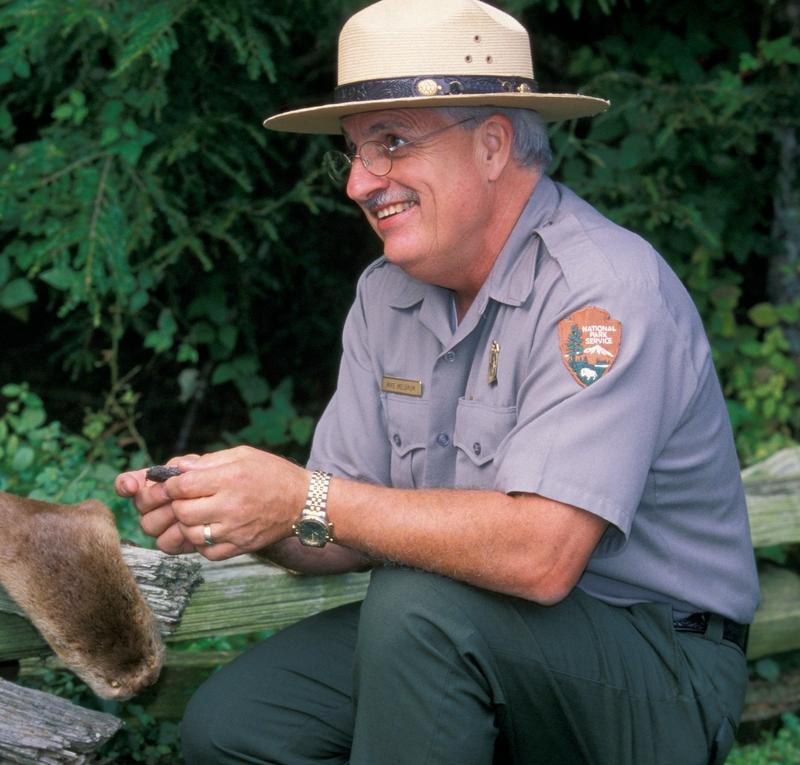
[453,399,517,489]
[383,394,428,489]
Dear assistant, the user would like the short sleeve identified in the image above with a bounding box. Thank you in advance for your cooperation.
[494,275,704,550]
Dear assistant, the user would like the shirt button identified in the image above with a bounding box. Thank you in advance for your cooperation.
[444,351,456,363]
[437,433,450,446]
[472,442,481,455]
[393,434,402,447]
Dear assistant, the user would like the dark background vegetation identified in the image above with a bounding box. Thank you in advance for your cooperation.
[0,0,799,760]
[0,0,798,478]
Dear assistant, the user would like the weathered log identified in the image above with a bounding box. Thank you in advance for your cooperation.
[0,546,203,662]
[747,564,800,660]
[169,556,370,641]
[0,677,122,764]
[743,445,800,547]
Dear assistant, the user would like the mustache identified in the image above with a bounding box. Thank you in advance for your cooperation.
[363,189,420,213]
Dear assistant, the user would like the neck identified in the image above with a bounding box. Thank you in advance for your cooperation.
[452,169,540,322]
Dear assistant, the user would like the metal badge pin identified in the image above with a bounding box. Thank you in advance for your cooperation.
[488,340,500,385]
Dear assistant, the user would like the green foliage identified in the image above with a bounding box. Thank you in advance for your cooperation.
[0,381,152,542]
[0,0,366,461]
[728,713,800,764]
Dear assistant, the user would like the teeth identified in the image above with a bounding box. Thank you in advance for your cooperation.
[376,201,415,219]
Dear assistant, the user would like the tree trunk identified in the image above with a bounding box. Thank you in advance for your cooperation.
[767,0,800,352]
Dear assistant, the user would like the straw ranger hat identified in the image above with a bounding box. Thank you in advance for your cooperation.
[263,0,609,135]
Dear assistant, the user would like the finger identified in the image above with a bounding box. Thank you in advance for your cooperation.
[180,521,223,549]
[170,454,201,472]
[155,523,196,555]
[170,494,226,527]
[140,506,179,539]
[131,481,174,516]
[115,469,148,498]
[194,541,240,562]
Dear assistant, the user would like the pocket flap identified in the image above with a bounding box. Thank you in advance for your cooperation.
[384,395,428,457]
[454,400,517,467]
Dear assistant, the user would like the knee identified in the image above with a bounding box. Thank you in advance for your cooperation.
[356,567,477,663]
[180,671,247,765]
[180,678,224,765]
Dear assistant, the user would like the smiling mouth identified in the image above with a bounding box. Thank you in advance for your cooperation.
[375,201,417,220]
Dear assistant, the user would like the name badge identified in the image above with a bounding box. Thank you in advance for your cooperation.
[381,376,422,397]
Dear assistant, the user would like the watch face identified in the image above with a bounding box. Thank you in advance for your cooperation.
[295,517,331,547]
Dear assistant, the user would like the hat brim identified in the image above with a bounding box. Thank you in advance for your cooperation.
[263,92,610,134]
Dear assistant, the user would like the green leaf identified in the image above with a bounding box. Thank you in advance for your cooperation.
[144,330,174,353]
[748,303,779,328]
[39,266,76,291]
[100,126,121,146]
[289,416,315,446]
[211,362,236,385]
[754,657,781,683]
[218,325,238,352]
[177,343,199,363]
[0,278,36,308]
[51,104,73,120]
[129,289,149,312]
[16,406,46,433]
[236,375,270,405]
[11,445,35,472]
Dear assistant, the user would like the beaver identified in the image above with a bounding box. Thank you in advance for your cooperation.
[0,492,165,700]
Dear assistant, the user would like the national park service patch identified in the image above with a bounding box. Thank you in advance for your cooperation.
[558,307,622,387]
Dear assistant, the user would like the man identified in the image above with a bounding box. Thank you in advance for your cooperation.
[116,1,760,763]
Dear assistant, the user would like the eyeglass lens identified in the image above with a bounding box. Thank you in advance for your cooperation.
[323,141,392,184]
[322,118,474,184]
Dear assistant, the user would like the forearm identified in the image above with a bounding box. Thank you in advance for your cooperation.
[252,536,374,576]
[325,478,608,604]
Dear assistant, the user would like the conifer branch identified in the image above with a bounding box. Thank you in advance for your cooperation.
[84,154,112,297]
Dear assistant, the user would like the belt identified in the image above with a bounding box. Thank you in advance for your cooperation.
[673,612,749,652]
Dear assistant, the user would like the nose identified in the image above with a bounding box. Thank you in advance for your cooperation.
[345,156,390,202]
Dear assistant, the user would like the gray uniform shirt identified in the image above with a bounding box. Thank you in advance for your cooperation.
[308,175,761,624]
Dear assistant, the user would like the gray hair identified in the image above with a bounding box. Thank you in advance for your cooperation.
[439,106,553,174]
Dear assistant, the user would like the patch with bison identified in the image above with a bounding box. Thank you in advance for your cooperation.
[558,307,621,388]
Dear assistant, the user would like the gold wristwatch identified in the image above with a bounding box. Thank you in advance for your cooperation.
[292,470,334,547]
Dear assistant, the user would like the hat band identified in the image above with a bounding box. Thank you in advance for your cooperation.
[334,75,538,104]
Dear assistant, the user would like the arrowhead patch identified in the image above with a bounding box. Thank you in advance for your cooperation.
[558,306,622,387]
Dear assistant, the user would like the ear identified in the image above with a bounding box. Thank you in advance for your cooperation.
[478,115,515,182]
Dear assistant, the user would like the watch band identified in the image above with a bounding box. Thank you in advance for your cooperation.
[292,471,334,547]
[304,470,333,516]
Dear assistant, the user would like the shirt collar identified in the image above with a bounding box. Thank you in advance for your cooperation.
[475,174,561,313]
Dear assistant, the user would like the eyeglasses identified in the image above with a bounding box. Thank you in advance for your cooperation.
[322,118,475,185]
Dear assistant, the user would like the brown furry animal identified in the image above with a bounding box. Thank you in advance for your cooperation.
[0,492,165,700]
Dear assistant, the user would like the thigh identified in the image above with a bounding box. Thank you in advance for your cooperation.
[181,600,361,765]
[354,567,746,765]
[486,587,747,765]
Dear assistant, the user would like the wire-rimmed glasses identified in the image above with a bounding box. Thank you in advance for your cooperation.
[322,118,475,185]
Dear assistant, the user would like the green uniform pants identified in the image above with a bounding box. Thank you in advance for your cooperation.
[180,566,747,765]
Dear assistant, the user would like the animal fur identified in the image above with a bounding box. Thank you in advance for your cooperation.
[0,492,165,700]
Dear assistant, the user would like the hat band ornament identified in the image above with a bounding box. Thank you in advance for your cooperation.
[334,75,538,104]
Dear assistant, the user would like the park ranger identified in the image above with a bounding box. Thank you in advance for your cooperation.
[116,1,760,763]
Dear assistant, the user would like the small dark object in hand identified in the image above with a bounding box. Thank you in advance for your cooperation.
[146,465,184,482]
